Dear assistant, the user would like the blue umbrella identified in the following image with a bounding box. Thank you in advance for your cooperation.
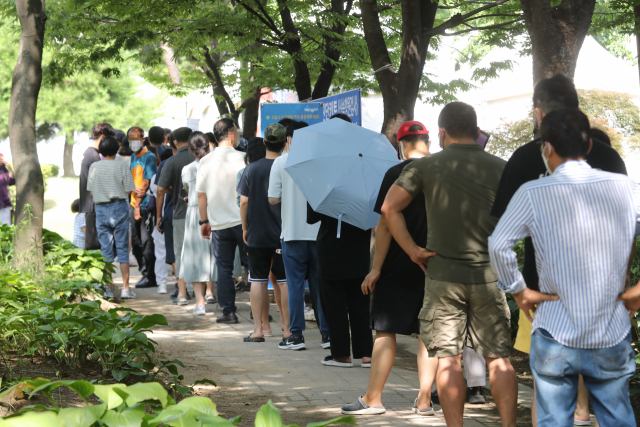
[285,119,399,236]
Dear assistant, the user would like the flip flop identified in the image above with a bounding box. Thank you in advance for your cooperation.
[243,334,265,343]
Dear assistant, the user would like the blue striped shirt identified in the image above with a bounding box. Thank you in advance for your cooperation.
[488,161,640,349]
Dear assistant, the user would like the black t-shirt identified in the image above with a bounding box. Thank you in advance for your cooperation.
[373,159,427,289]
[491,138,627,291]
[239,158,282,248]
[308,203,372,281]
[79,147,101,213]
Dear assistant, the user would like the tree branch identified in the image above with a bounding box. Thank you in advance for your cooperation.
[425,0,512,37]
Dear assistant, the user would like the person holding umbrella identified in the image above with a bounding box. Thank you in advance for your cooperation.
[297,115,398,367]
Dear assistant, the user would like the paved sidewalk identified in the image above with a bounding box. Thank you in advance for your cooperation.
[115,269,535,426]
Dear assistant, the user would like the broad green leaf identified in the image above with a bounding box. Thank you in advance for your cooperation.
[175,397,218,417]
[227,415,241,425]
[132,314,168,330]
[112,369,128,382]
[196,415,236,426]
[43,299,66,310]
[77,301,100,312]
[38,324,54,332]
[59,316,93,330]
[124,382,169,408]
[93,384,127,409]
[60,380,95,398]
[88,267,103,282]
[133,332,148,345]
[166,364,179,375]
[0,411,63,427]
[306,416,356,427]
[101,405,145,427]
[254,401,286,427]
[58,404,106,427]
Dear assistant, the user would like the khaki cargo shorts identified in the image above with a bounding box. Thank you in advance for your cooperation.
[419,277,511,359]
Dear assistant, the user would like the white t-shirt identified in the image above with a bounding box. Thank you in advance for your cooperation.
[195,146,245,230]
[268,152,320,241]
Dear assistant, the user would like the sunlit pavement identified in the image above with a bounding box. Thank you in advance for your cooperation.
[113,265,539,426]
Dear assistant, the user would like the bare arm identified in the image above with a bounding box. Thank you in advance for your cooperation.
[381,184,435,272]
[269,197,281,205]
[198,192,211,239]
[240,195,249,244]
[362,215,393,295]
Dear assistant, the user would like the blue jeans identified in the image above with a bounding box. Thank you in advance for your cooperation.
[96,199,130,263]
[531,328,636,427]
[281,240,329,337]
[211,225,248,315]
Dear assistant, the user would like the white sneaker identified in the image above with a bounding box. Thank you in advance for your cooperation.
[157,284,167,294]
[193,305,206,315]
[104,289,115,299]
[121,289,137,299]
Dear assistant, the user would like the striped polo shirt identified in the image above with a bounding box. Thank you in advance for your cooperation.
[87,159,135,204]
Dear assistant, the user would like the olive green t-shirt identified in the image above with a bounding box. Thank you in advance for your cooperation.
[394,143,506,284]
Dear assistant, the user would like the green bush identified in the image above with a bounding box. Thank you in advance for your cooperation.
[0,380,355,427]
[41,164,60,178]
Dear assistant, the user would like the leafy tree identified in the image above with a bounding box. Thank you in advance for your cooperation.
[36,62,161,177]
[359,0,523,143]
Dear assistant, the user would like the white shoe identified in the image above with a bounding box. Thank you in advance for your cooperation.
[321,355,353,367]
[304,309,316,321]
[157,284,167,294]
[121,289,137,299]
[104,289,115,299]
[193,305,206,315]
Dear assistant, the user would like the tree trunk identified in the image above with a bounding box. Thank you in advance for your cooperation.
[161,42,182,85]
[241,87,261,139]
[278,0,312,101]
[635,7,640,87]
[9,0,46,269]
[521,0,596,85]
[361,0,438,145]
[63,131,75,177]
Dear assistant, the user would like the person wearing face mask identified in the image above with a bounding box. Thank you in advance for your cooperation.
[341,121,439,416]
[489,108,639,427]
[128,126,158,289]
[381,103,517,427]
[490,75,627,427]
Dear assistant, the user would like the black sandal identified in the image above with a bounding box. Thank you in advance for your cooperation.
[243,333,265,343]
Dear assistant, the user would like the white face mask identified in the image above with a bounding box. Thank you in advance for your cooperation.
[398,142,406,161]
[541,142,552,175]
[130,140,143,152]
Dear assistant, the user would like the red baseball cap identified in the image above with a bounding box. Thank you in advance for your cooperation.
[397,121,429,142]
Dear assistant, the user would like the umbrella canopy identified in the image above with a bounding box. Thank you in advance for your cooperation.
[285,119,399,235]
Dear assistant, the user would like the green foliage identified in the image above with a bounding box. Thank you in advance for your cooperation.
[0,380,356,427]
[486,115,534,160]
[0,18,161,140]
[41,164,59,178]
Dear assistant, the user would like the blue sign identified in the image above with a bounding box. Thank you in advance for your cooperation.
[315,89,362,126]
[260,103,323,136]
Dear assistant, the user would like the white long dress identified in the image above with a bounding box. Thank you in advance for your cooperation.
[179,160,216,282]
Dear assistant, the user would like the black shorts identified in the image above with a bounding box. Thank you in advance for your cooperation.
[247,245,286,284]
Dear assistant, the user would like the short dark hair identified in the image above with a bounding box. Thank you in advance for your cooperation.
[213,118,236,143]
[119,136,133,156]
[245,145,266,165]
[172,127,192,144]
[286,121,309,138]
[114,130,125,143]
[148,126,165,145]
[160,148,173,162]
[266,141,285,153]
[540,108,591,158]
[71,199,80,213]
[92,122,116,139]
[533,74,579,114]
[330,113,352,123]
[205,132,218,147]
[127,126,144,139]
[400,134,429,145]
[188,131,210,160]
[164,128,172,136]
[278,118,297,128]
[590,128,611,146]
[438,102,478,139]
[98,136,120,157]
